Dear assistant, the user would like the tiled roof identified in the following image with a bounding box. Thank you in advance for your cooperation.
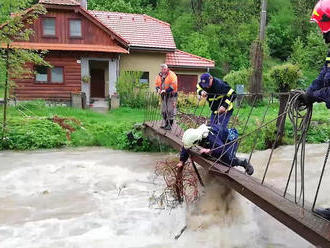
[4,42,129,53]
[166,49,215,68]
[39,0,80,5]
[88,10,176,50]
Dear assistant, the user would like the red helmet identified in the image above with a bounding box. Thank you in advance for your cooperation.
[311,0,330,33]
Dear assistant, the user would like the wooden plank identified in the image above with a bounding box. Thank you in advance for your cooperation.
[143,121,330,247]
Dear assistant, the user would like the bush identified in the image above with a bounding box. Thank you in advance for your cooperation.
[268,63,303,92]
[223,68,251,92]
[1,118,67,150]
[290,30,328,71]
[177,92,206,110]
[116,71,150,108]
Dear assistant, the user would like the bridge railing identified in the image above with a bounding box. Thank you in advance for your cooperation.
[143,91,330,215]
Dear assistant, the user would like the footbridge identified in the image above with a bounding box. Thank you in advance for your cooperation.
[142,92,330,247]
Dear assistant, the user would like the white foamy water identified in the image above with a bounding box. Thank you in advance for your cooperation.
[0,145,327,248]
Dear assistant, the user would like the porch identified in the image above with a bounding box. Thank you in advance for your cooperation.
[80,57,119,109]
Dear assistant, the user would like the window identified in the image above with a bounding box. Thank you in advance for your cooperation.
[42,18,56,36]
[140,72,149,84]
[35,66,48,82]
[70,19,82,37]
[51,67,64,83]
[35,66,64,83]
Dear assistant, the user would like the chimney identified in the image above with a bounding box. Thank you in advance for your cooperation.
[80,0,87,9]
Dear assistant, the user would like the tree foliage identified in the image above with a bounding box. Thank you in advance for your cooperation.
[86,0,323,79]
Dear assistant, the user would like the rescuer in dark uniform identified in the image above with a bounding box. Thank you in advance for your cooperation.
[300,0,330,110]
[176,123,254,176]
[306,0,330,221]
[197,73,236,128]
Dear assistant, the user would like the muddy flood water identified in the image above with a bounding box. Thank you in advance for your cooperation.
[0,144,329,248]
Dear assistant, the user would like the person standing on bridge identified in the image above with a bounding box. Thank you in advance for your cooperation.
[197,73,236,128]
[155,64,178,131]
[306,0,330,221]
[299,0,330,109]
[177,123,254,176]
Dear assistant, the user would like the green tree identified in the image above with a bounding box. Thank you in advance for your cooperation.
[0,0,48,140]
[267,0,295,60]
[269,63,303,144]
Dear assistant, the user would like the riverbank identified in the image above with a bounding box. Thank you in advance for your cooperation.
[0,101,156,151]
[0,100,329,151]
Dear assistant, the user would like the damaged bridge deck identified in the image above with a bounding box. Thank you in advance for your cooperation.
[143,121,330,248]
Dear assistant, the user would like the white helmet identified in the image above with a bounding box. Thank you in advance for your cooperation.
[182,124,210,149]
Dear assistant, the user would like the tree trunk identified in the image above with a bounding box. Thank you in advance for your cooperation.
[249,0,267,102]
[276,92,289,146]
[2,44,9,141]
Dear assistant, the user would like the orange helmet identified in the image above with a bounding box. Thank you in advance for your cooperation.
[311,0,330,33]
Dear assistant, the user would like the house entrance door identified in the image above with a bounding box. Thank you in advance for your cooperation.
[90,69,105,98]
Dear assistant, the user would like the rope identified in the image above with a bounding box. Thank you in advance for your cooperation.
[283,90,313,207]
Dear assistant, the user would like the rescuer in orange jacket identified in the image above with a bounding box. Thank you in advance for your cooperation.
[155,64,178,130]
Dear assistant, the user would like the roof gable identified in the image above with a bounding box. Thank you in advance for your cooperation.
[38,0,128,47]
[166,50,215,69]
[89,10,176,51]
[39,0,80,6]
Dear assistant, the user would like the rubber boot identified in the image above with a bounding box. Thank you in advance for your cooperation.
[160,114,167,129]
[315,208,330,221]
[160,120,168,129]
[164,119,172,131]
[238,159,254,176]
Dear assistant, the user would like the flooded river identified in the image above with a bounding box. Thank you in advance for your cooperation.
[0,144,328,248]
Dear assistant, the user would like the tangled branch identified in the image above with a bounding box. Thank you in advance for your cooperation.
[154,159,200,207]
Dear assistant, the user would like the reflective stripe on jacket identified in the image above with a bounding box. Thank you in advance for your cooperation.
[196,77,236,112]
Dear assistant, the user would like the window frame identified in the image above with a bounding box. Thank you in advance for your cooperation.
[35,65,49,83]
[69,18,83,39]
[50,66,65,83]
[41,17,57,38]
[34,66,65,85]
[139,71,150,84]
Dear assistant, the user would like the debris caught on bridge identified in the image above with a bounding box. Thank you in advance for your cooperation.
[154,159,200,207]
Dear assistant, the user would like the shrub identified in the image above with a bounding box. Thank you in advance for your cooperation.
[1,118,67,150]
[269,63,302,92]
[223,68,251,92]
[177,92,206,110]
[290,30,328,71]
[116,71,149,108]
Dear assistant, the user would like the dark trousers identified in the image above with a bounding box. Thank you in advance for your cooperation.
[210,110,233,128]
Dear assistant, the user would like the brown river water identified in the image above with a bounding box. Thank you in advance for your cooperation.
[0,144,328,248]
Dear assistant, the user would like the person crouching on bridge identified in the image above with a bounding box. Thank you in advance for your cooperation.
[177,123,254,176]
[155,64,178,131]
[197,73,236,128]
[299,0,330,110]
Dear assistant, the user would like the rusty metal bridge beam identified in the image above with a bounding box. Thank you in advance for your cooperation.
[143,121,330,248]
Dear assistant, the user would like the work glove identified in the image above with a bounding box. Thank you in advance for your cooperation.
[297,92,314,109]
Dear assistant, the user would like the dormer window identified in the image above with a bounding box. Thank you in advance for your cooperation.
[69,19,82,38]
[42,18,56,37]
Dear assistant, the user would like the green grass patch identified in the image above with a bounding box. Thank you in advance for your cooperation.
[0,101,156,151]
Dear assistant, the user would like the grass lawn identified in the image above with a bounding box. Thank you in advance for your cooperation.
[0,102,149,151]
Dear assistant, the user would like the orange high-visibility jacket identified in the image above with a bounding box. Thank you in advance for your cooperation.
[155,70,178,93]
